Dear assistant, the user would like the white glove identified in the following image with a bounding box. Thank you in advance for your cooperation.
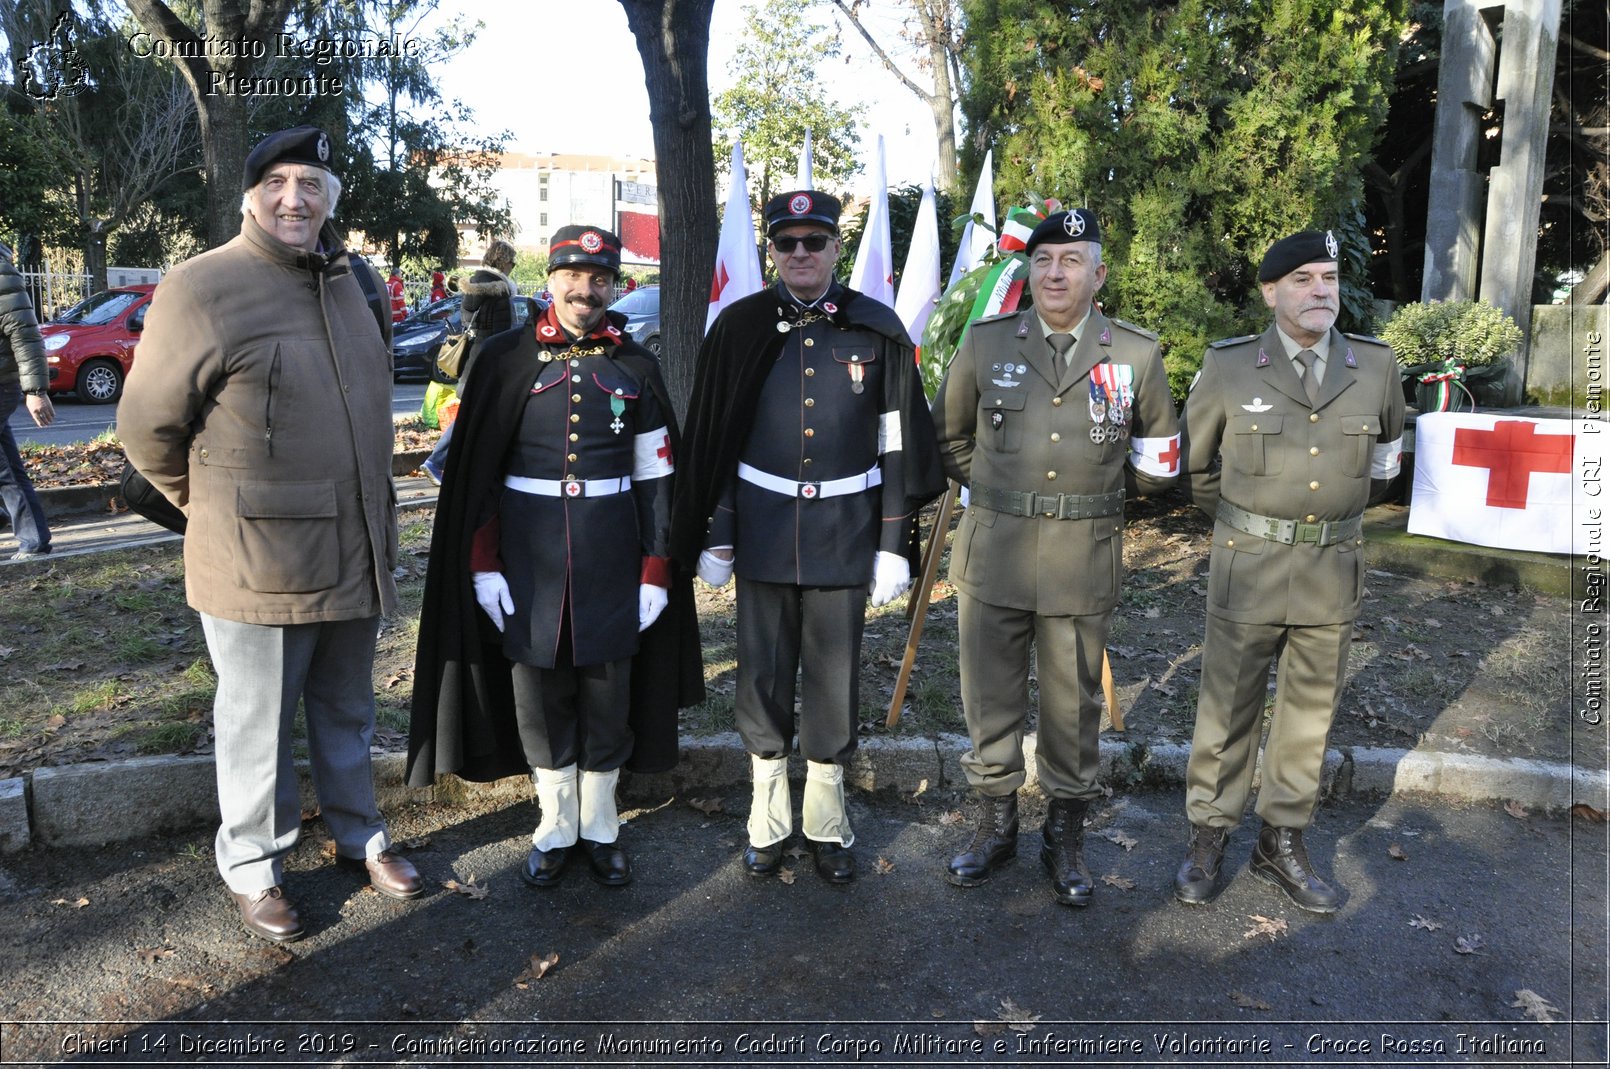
[696,547,735,588]
[870,550,913,607]
[639,583,669,631]
[472,571,514,632]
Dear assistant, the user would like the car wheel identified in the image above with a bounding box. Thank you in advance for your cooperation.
[644,334,662,356]
[77,358,124,404]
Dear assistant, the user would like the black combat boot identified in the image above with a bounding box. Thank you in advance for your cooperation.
[1250,823,1342,914]
[1173,824,1231,905]
[1040,798,1093,907]
[945,792,1019,887]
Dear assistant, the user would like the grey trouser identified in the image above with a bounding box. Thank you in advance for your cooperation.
[200,613,388,893]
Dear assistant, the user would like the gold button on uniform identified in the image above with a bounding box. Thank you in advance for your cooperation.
[1047,471,1057,480]
[805,367,815,377]
[1052,397,1063,407]
[568,453,578,462]
[1309,480,1320,491]
[570,414,580,423]
[1050,432,1061,443]
[804,398,815,407]
[572,394,582,402]
[1226,539,1236,547]
[804,428,815,438]
[804,339,815,347]
[1305,514,1317,523]
[1309,413,1320,423]
[569,433,579,442]
[1309,446,1319,456]
[803,458,812,467]
[1250,424,1258,432]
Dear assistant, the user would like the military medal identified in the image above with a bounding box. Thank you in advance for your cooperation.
[848,362,865,394]
[610,393,626,435]
[1088,380,1108,442]
[776,319,791,333]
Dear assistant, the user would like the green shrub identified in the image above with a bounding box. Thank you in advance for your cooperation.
[1379,299,1522,367]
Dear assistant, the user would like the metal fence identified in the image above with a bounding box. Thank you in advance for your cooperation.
[17,268,92,321]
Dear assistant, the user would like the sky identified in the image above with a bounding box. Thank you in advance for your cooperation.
[422,0,946,191]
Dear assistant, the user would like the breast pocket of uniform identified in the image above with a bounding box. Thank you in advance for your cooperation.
[979,389,1027,453]
[1340,414,1381,478]
[590,370,641,427]
[832,346,877,395]
[1227,414,1283,475]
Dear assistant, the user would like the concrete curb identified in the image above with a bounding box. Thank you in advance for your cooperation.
[5,733,1602,852]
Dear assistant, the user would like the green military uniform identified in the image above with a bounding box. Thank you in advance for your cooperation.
[1181,324,1405,828]
[933,306,1180,800]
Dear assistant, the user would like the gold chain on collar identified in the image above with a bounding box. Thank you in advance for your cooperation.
[538,342,610,362]
[776,308,828,333]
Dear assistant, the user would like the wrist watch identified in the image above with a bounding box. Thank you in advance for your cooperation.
[23,388,46,397]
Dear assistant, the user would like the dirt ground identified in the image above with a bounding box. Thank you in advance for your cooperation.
[0,490,1582,783]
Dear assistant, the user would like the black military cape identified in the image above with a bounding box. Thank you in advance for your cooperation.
[406,316,703,787]
[669,283,947,568]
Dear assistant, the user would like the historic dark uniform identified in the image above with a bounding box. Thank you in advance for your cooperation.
[1175,229,1404,912]
[671,190,945,882]
[408,226,701,890]
[932,209,1179,906]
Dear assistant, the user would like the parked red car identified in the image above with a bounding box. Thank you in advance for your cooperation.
[40,284,156,404]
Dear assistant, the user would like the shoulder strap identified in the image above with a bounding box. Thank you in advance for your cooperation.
[349,259,388,337]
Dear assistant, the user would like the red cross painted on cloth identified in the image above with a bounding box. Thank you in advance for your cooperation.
[1451,420,1573,509]
[709,262,730,302]
[657,434,672,463]
[1158,437,1181,474]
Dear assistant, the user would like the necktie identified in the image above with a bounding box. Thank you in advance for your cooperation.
[1296,348,1319,404]
[1050,333,1074,383]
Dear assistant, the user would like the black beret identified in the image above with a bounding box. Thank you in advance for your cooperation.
[764,190,842,235]
[1258,229,1339,282]
[242,126,334,191]
[1025,208,1102,255]
[549,225,622,276]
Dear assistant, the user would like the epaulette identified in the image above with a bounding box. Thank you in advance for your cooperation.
[973,309,1021,325]
[1342,331,1388,346]
[1208,334,1259,348]
[1111,317,1159,341]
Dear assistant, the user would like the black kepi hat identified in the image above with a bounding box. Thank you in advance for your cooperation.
[1025,208,1102,255]
[764,190,842,236]
[549,225,622,276]
[242,126,333,191]
[1258,229,1340,282]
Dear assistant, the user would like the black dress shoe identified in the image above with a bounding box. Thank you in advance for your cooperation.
[946,792,1019,887]
[809,840,855,883]
[231,885,304,943]
[581,839,632,887]
[743,841,784,877]
[1040,798,1093,907]
[521,844,570,888]
[1174,824,1231,905]
[1250,823,1342,914]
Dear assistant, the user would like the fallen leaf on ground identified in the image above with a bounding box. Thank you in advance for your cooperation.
[396,835,431,850]
[874,856,895,875]
[1244,915,1288,941]
[137,946,175,964]
[777,867,797,885]
[911,778,928,797]
[973,1020,1005,1037]
[1408,915,1443,931]
[50,897,90,909]
[258,945,294,967]
[1229,991,1272,1010]
[1511,989,1558,1024]
[1453,933,1484,955]
[1099,828,1138,851]
[1388,843,1408,861]
[1101,873,1136,890]
[1571,803,1607,823]
[937,810,966,826]
[43,714,66,731]
[513,951,559,988]
[687,797,723,816]
[320,840,338,860]
[443,877,489,900]
[1504,800,1528,820]
[994,998,1041,1033]
[300,806,321,823]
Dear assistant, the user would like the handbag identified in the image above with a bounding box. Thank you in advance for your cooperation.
[118,458,187,534]
[435,330,472,379]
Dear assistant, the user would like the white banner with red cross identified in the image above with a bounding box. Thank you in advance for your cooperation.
[1408,412,1605,555]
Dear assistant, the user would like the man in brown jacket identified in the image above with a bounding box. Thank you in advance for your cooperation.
[932,209,1179,906]
[1174,230,1404,913]
[120,126,422,943]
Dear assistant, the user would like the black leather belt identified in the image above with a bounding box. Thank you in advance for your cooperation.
[1216,500,1363,546]
[969,485,1124,520]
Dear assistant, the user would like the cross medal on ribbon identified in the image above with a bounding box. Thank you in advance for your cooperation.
[609,394,626,434]
[1088,365,1134,443]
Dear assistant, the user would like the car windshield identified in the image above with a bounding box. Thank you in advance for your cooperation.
[54,290,142,325]
[610,288,658,315]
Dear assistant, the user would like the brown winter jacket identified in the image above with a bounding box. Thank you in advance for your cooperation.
[119,215,399,625]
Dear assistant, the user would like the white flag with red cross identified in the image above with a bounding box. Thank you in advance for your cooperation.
[1408,412,1603,555]
[706,142,765,334]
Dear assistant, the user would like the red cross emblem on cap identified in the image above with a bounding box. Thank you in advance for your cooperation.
[790,193,812,215]
[564,481,582,498]
[580,231,603,253]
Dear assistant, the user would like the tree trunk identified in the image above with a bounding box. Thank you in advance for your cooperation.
[1569,251,1610,305]
[197,93,249,249]
[619,0,719,421]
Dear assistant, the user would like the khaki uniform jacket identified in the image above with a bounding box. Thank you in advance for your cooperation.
[1182,325,1405,627]
[119,216,399,625]
[932,307,1179,615]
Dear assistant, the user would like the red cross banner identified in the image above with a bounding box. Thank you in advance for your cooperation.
[1408,413,1603,555]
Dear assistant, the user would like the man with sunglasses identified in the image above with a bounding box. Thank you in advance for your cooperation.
[673,191,945,883]
[931,209,1180,907]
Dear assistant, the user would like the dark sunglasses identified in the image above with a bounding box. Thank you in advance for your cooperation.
[772,234,833,253]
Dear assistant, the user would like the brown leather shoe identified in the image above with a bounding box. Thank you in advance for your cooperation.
[337,850,424,900]
[231,885,304,943]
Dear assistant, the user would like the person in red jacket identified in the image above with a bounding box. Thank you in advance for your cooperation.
[429,269,447,303]
[387,268,407,322]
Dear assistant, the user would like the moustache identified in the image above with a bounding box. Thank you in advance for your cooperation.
[567,295,602,308]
